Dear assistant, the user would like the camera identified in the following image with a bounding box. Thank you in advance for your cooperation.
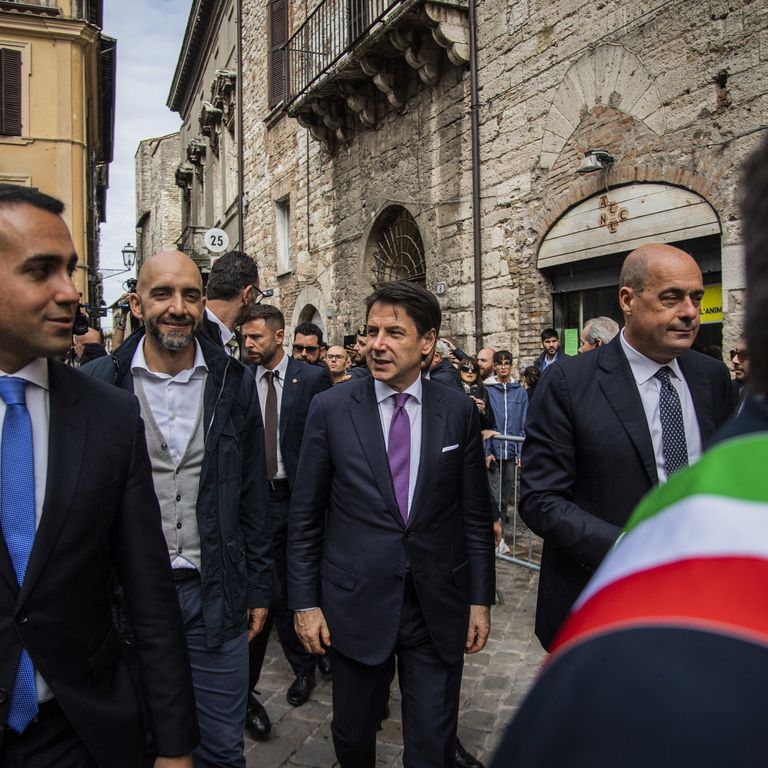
[73,303,108,335]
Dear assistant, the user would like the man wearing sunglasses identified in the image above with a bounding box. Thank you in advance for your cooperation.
[200,250,271,360]
[730,335,750,410]
[292,322,324,365]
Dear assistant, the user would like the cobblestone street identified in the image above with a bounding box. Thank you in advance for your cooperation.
[245,560,545,767]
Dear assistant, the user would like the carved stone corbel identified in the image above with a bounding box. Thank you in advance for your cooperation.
[423,2,470,65]
[389,29,441,85]
[359,56,406,111]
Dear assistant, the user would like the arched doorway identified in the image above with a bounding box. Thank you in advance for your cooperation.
[297,303,324,334]
[537,183,723,354]
[366,205,426,287]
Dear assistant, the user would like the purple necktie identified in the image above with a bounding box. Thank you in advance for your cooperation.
[388,393,411,524]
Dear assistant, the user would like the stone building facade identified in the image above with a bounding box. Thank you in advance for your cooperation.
[168,0,241,274]
[135,132,183,270]
[0,0,115,308]
[234,1,766,357]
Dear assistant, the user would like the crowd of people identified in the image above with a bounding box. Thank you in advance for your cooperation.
[0,133,765,768]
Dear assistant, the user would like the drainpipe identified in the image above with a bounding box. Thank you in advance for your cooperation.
[468,0,483,348]
[237,0,245,250]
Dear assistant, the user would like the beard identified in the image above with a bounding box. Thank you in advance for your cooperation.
[146,316,195,351]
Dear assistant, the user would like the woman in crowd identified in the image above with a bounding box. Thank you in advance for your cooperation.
[521,365,540,401]
[459,356,495,430]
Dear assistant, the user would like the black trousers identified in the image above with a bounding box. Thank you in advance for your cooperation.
[330,575,463,768]
[0,700,99,768]
[249,488,317,692]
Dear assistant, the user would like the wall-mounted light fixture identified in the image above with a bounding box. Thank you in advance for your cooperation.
[576,150,615,175]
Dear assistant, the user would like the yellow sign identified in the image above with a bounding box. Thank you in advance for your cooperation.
[700,284,722,325]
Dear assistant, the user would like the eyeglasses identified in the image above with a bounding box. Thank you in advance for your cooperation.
[250,285,274,304]
[293,344,319,355]
[730,349,748,363]
[460,365,478,374]
[326,354,346,361]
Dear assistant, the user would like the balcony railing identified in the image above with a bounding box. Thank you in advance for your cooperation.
[286,0,404,103]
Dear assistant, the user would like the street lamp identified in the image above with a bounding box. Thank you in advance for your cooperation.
[121,242,137,270]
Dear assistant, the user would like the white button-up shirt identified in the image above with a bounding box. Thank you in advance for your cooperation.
[620,330,702,483]
[374,376,423,517]
[255,352,290,480]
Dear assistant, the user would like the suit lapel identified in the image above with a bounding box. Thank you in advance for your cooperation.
[597,341,658,486]
[280,358,300,446]
[18,361,87,605]
[408,379,447,528]
[678,352,714,442]
[349,379,402,526]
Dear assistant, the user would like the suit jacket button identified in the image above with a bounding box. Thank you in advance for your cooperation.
[404,531,411,539]
[16,614,28,624]
[394,575,403,582]
[0,689,7,703]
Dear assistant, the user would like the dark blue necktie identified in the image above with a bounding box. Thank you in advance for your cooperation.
[0,376,39,731]
[654,366,689,477]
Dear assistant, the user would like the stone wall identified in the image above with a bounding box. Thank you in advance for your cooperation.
[134,132,182,268]
[241,0,768,358]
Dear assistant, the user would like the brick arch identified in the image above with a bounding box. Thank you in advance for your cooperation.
[539,44,665,170]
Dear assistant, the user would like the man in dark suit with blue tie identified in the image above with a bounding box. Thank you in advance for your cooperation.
[241,304,331,735]
[520,243,733,651]
[0,185,198,766]
[288,280,495,768]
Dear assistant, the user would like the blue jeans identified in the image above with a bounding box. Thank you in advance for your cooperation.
[175,575,248,768]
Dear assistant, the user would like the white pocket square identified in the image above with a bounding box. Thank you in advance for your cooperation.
[441,444,460,453]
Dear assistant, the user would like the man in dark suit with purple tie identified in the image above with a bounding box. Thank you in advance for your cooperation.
[288,280,495,768]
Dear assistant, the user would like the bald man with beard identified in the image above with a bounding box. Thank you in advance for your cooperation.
[83,250,272,768]
[520,244,733,650]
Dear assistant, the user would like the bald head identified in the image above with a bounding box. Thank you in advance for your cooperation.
[136,250,202,294]
[130,249,204,360]
[619,243,703,364]
[619,244,699,294]
[477,347,495,380]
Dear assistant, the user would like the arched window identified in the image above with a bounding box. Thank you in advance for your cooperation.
[368,206,426,287]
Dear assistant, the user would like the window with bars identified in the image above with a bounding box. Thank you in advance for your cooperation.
[0,48,22,136]
[268,0,288,108]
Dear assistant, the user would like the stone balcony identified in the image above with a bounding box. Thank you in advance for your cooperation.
[284,0,469,153]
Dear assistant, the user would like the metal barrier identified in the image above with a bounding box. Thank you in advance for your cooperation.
[490,434,541,572]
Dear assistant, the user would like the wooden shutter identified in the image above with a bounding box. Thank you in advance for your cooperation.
[0,49,22,136]
[269,0,288,108]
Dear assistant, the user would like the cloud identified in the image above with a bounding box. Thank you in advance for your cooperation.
[99,0,189,307]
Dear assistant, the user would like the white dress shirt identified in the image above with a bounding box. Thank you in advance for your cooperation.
[131,338,208,569]
[1,359,52,702]
[374,376,423,518]
[205,307,235,351]
[620,330,702,483]
[131,338,208,466]
[255,353,290,480]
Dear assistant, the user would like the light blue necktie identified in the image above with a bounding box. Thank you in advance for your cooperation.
[0,376,39,732]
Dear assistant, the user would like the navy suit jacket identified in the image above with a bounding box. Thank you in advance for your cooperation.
[520,337,733,649]
[0,361,198,765]
[287,376,495,666]
[252,356,331,493]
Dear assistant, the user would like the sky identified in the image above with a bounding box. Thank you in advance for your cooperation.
[99,0,190,310]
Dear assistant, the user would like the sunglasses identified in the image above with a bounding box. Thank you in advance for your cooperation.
[293,344,319,355]
[730,349,748,363]
[460,365,478,374]
[250,285,274,304]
